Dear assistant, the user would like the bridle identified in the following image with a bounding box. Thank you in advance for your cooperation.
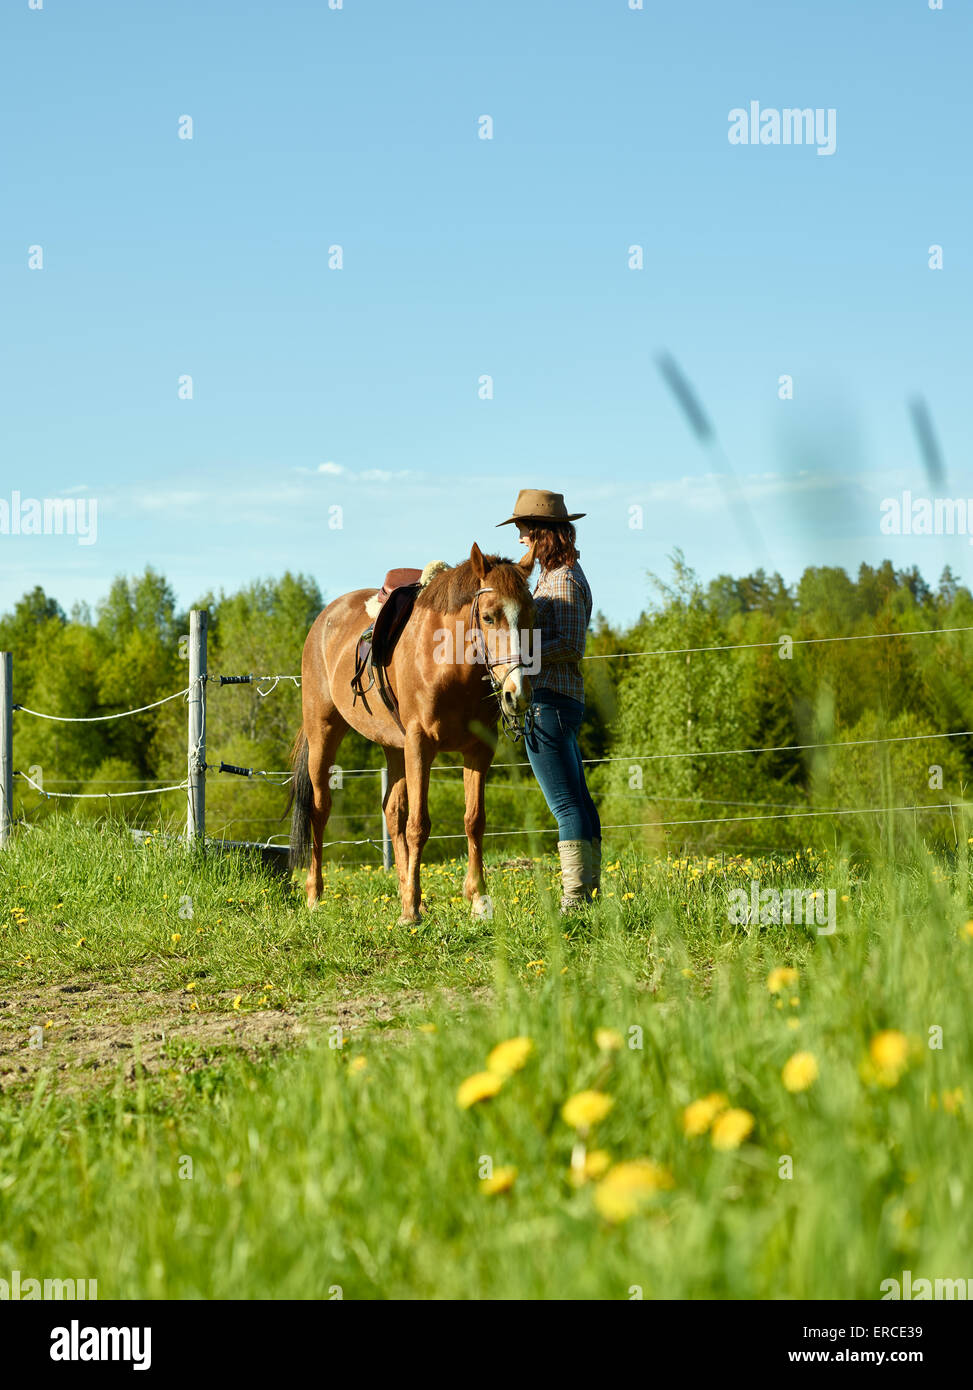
[470,585,534,742]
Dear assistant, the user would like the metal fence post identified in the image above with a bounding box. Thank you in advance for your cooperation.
[380,764,392,870]
[0,653,12,848]
[187,610,208,844]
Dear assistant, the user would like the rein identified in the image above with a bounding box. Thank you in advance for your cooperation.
[470,586,534,743]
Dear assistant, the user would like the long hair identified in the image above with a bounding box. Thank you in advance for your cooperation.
[521,521,579,570]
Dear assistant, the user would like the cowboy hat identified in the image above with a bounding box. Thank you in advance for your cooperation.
[496,488,586,527]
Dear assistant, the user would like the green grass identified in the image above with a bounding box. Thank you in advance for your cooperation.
[0,819,971,1299]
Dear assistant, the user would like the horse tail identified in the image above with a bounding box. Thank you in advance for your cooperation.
[287,727,313,871]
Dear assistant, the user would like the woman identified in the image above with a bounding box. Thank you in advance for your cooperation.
[496,489,601,911]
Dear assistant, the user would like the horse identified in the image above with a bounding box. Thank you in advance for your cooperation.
[288,542,537,922]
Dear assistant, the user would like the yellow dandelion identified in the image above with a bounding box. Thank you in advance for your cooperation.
[942,1087,964,1115]
[457,1071,503,1109]
[682,1092,728,1137]
[782,1051,819,1093]
[868,1030,909,1086]
[711,1108,755,1151]
[562,1090,614,1130]
[418,1022,437,1034]
[487,1036,533,1077]
[960,921,973,941]
[481,1166,517,1195]
[171,932,182,944]
[594,1028,624,1052]
[349,1056,367,1073]
[232,995,242,1010]
[766,967,799,994]
[594,1159,674,1222]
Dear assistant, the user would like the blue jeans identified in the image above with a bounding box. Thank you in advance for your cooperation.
[524,689,601,842]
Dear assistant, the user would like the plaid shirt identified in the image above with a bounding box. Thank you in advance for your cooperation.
[531,562,592,703]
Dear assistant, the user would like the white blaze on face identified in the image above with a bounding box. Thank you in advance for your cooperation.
[501,599,524,700]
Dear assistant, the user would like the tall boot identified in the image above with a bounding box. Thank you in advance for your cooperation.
[591,837,602,897]
[558,840,592,912]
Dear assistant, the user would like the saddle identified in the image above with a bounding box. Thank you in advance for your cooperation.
[350,568,423,731]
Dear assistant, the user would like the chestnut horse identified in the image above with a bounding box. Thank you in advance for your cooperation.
[289,543,536,922]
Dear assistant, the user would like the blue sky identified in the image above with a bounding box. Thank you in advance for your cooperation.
[2,0,970,628]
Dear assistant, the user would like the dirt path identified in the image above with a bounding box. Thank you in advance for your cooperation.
[0,977,491,1095]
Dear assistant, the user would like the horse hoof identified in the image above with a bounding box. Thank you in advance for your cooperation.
[471,894,494,920]
[397,913,422,926]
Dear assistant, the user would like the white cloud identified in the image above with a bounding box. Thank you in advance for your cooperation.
[317,462,344,475]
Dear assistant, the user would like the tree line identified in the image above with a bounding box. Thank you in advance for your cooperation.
[4,553,971,858]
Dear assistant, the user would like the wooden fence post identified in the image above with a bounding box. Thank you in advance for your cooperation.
[187,611,208,844]
[0,653,12,848]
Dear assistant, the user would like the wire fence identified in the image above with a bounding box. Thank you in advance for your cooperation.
[4,617,970,850]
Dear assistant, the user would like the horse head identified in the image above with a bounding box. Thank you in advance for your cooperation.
[469,541,537,725]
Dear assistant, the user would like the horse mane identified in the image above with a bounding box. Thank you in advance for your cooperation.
[414,555,527,615]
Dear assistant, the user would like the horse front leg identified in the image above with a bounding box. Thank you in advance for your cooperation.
[462,754,491,918]
[400,727,433,923]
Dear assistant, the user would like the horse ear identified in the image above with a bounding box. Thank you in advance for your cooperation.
[470,543,487,580]
[517,540,537,576]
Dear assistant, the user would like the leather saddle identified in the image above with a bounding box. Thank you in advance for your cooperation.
[350,568,423,731]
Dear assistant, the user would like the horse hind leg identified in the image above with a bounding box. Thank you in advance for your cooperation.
[304,714,349,907]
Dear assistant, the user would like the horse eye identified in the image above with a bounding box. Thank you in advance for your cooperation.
[482,613,495,624]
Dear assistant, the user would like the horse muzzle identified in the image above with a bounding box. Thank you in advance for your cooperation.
[500,668,532,716]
